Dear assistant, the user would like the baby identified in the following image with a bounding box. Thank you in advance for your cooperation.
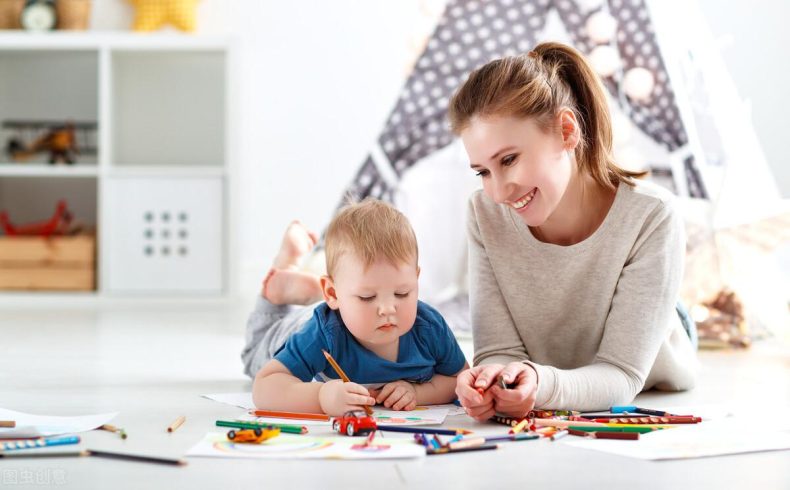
[243,199,467,416]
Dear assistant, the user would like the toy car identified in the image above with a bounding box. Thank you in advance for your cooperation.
[332,411,378,436]
[226,427,280,443]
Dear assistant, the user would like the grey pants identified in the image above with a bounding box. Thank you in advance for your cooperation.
[240,297,319,378]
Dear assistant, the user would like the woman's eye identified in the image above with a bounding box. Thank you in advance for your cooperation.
[501,154,517,166]
[475,169,489,177]
[358,296,375,302]
[395,292,410,298]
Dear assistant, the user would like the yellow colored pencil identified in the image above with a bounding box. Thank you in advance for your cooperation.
[322,349,373,416]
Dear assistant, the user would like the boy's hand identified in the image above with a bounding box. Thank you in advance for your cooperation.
[318,379,376,416]
[375,380,417,411]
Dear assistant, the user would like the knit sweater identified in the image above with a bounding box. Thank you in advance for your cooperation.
[467,180,698,411]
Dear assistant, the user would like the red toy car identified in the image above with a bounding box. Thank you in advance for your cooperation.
[332,411,378,436]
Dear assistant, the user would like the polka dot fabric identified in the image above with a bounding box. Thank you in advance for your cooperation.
[342,0,707,204]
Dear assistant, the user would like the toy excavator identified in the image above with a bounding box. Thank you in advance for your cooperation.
[0,200,74,237]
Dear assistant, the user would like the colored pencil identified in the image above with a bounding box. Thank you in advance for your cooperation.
[0,421,15,428]
[567,425,655,434]
[216,420,308,435]
[550,429,569,441]
[497,375,507,390]
[591,431,640,440]
[610,405,675,416]
[250,410,330,422]
[534,418,607,428]
[0,450,88,459]
[510,418,530,434]
[167,415,186,433]
[449,432,538,449]
[88,449,186,466]
[376,425,468,436]
[427,443,499,455]
[321,349,373,416]
[601,416,701,425]
[99,424,128,439]
[1,435,80,452]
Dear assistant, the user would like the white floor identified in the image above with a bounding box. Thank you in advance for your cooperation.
[1,299,789,489]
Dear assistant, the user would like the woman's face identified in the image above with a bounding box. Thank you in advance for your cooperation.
[460,114,574,227]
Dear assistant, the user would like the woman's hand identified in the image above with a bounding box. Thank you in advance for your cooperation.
[455,364,504,421]
[490,362,538,419]
[455,362,538,421]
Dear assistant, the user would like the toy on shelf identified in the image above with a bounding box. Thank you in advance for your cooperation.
[128,0,199,33]
[332,411,377,437]
[3,119,97,165]
[0,200,78,237]
[226,427,280,444]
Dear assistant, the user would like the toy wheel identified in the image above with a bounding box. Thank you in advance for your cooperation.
[253,428,262,437]
[227,430,236,440]
[332,420,339,431]
[346,423,355,437]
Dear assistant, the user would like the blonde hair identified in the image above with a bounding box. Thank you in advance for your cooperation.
[448,42,646,190]
[325,198,418,277]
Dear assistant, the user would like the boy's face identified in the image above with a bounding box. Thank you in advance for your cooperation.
[321,253,419,351]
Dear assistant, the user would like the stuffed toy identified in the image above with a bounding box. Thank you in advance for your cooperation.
[128,0,199,32]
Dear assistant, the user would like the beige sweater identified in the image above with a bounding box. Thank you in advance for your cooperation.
[467,181,698,411]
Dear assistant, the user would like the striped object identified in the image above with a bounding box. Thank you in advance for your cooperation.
[1,435,81,452]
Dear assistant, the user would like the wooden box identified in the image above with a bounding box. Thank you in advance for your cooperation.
[0,235,95,291]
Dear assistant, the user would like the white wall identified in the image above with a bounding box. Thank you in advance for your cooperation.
[89,1,789,298]
[697,0,790,199]
[89,1,431,297]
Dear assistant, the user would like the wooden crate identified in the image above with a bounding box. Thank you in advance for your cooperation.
[0,235,95,291]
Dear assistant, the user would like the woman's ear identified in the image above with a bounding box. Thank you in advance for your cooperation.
[320,276,339,309]
[558,109,580,151]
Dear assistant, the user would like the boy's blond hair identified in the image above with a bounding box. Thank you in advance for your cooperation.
[325,198,418,278]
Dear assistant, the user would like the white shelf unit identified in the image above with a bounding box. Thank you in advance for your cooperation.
[0,32,236,299]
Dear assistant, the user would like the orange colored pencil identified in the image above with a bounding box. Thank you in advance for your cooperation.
[0,421,15,428]
[250,410,330,421]
[322,349,374,416]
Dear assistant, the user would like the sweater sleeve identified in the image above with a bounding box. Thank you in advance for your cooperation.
[467,197,532,367]
[529,199,686,411]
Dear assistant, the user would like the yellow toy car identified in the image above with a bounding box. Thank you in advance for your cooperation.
[226,427,280,443]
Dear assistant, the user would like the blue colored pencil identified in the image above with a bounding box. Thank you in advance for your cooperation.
[1,435,81,452]
[376,425,468,436]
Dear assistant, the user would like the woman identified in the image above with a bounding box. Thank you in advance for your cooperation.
[451,42,697,417]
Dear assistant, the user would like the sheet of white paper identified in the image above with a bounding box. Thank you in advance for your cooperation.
[563,417,790,460]
[235,406,450,428]
[0,408,118,439]
[186,432,425,460]
[204,392,452,425]
[202,392,255,410]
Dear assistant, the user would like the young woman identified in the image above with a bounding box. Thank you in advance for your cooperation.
[450,42,697,417]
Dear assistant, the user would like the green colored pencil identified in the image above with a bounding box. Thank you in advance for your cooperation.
[566,425,656,434]
[215,420,307,434]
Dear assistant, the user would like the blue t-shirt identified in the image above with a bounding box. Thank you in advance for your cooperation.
[273,301,466,385]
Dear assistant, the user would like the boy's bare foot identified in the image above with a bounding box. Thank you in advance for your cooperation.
[273,220,319,271]
[263,268,323,305]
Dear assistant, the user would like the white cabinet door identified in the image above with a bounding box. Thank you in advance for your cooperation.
[105,176,223,293]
